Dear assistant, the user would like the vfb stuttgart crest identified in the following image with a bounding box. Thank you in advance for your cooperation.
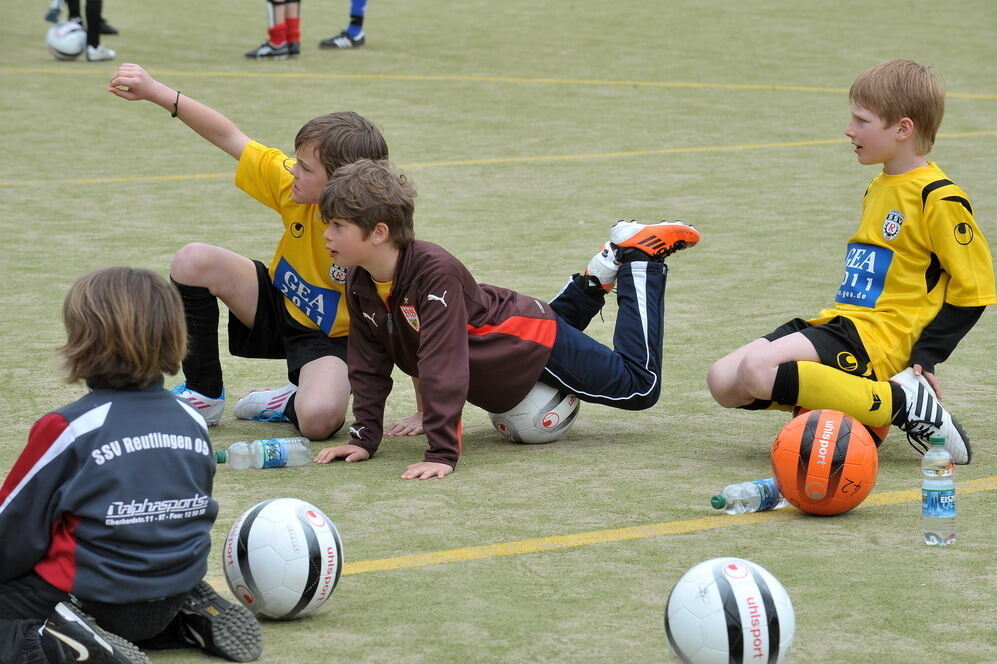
[328,263,347,284]
[400,305,420,331]
[882,209,904,241]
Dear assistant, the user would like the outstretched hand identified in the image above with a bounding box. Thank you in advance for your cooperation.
[107,63,163,102]
[314,444,371,464]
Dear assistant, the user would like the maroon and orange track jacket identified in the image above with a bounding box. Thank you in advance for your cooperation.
[345,240,558,467]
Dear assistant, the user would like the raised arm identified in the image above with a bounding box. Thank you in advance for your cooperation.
[107,63,251,160]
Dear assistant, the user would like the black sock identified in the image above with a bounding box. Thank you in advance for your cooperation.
[284,394,299,427]
[890,382,907,426]
[171,278,223,398]
[85,0,102,46]
[572,273,608,300]
[770,361,800,405]
[65,0,80,19]
[738,398,774,410]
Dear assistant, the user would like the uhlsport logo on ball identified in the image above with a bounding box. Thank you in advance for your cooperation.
[772,409,878,515]
[664,557,795,664]
[487,382,580,444]
[223,497,344,620]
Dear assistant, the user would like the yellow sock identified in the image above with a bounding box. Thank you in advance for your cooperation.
[788,361,894,428]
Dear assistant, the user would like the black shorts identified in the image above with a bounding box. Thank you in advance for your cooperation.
[228,260,348,383]
[763,316,878,380]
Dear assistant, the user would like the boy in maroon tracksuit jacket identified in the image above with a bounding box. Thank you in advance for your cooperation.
[314,160,701,479]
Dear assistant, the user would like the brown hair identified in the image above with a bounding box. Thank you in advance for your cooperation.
[294,112,389,178]
[849,60,945,155]
[59,267,187,389]
[320,159,416,248]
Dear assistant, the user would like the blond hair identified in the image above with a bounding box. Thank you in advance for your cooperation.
[849,60,945,155]
[59,267,187,389]
[320,159,416,248]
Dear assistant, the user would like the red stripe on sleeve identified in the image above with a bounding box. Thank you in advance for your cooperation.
[467,316,556,348]
[35,514,81,593]
[0,413,69,506]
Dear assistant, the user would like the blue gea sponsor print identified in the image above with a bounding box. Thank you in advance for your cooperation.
[835,243,892,307]
[274,258,341,334]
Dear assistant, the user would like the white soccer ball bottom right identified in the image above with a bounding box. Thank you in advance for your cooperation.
[665,557,795,664]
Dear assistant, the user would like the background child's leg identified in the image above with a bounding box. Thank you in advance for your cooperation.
[83,0,102,47]
[285,1,301,51]
[347,0,367,38]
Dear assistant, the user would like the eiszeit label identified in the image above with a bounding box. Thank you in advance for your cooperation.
[260,439,289,468]
[922,489,956,518]
[752,479,780,511]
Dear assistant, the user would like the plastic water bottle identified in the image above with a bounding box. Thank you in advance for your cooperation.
[215,437,312,470]
[921,436,955,546]
[711,478,789,514]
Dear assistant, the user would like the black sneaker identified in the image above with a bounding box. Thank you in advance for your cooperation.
[100,19,119,35]
[178,582,262,662]
[45,6,60,22]
[319,30,365,49]
[288,41,300,56]
[244,41,290,59]
[41,602,150,664]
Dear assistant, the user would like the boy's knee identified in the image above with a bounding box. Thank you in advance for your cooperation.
[736,354,775,400]
[170,242,214,283]
[706,358,742,407]
[294,399,346,440]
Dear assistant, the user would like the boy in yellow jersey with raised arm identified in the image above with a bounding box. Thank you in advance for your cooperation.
[707,60,995,465]
[108,63,422,441]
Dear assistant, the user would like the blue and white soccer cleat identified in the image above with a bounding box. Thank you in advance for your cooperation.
[171,382,226,426]
[234,384,297,423]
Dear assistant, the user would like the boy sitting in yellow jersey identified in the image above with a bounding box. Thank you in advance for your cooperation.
[707,60,995,465]
[107,63,422,440]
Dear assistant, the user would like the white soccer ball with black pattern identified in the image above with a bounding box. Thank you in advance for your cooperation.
[46,21,86,60]
[664,557,795,664]
[223,497,344,620]
[488,382,580,444]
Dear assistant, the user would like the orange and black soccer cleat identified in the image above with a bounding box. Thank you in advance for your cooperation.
[609,220,701,263]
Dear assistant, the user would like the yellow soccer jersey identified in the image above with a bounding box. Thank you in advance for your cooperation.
[235,141,350,338]
[810,162,996,378]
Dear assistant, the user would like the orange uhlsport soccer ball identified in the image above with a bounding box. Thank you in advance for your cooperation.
[771,409,878,515]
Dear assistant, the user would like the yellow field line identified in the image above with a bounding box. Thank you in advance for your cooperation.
[3,67,996,100]
[342,476,997,576]
[3,131,994,189]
